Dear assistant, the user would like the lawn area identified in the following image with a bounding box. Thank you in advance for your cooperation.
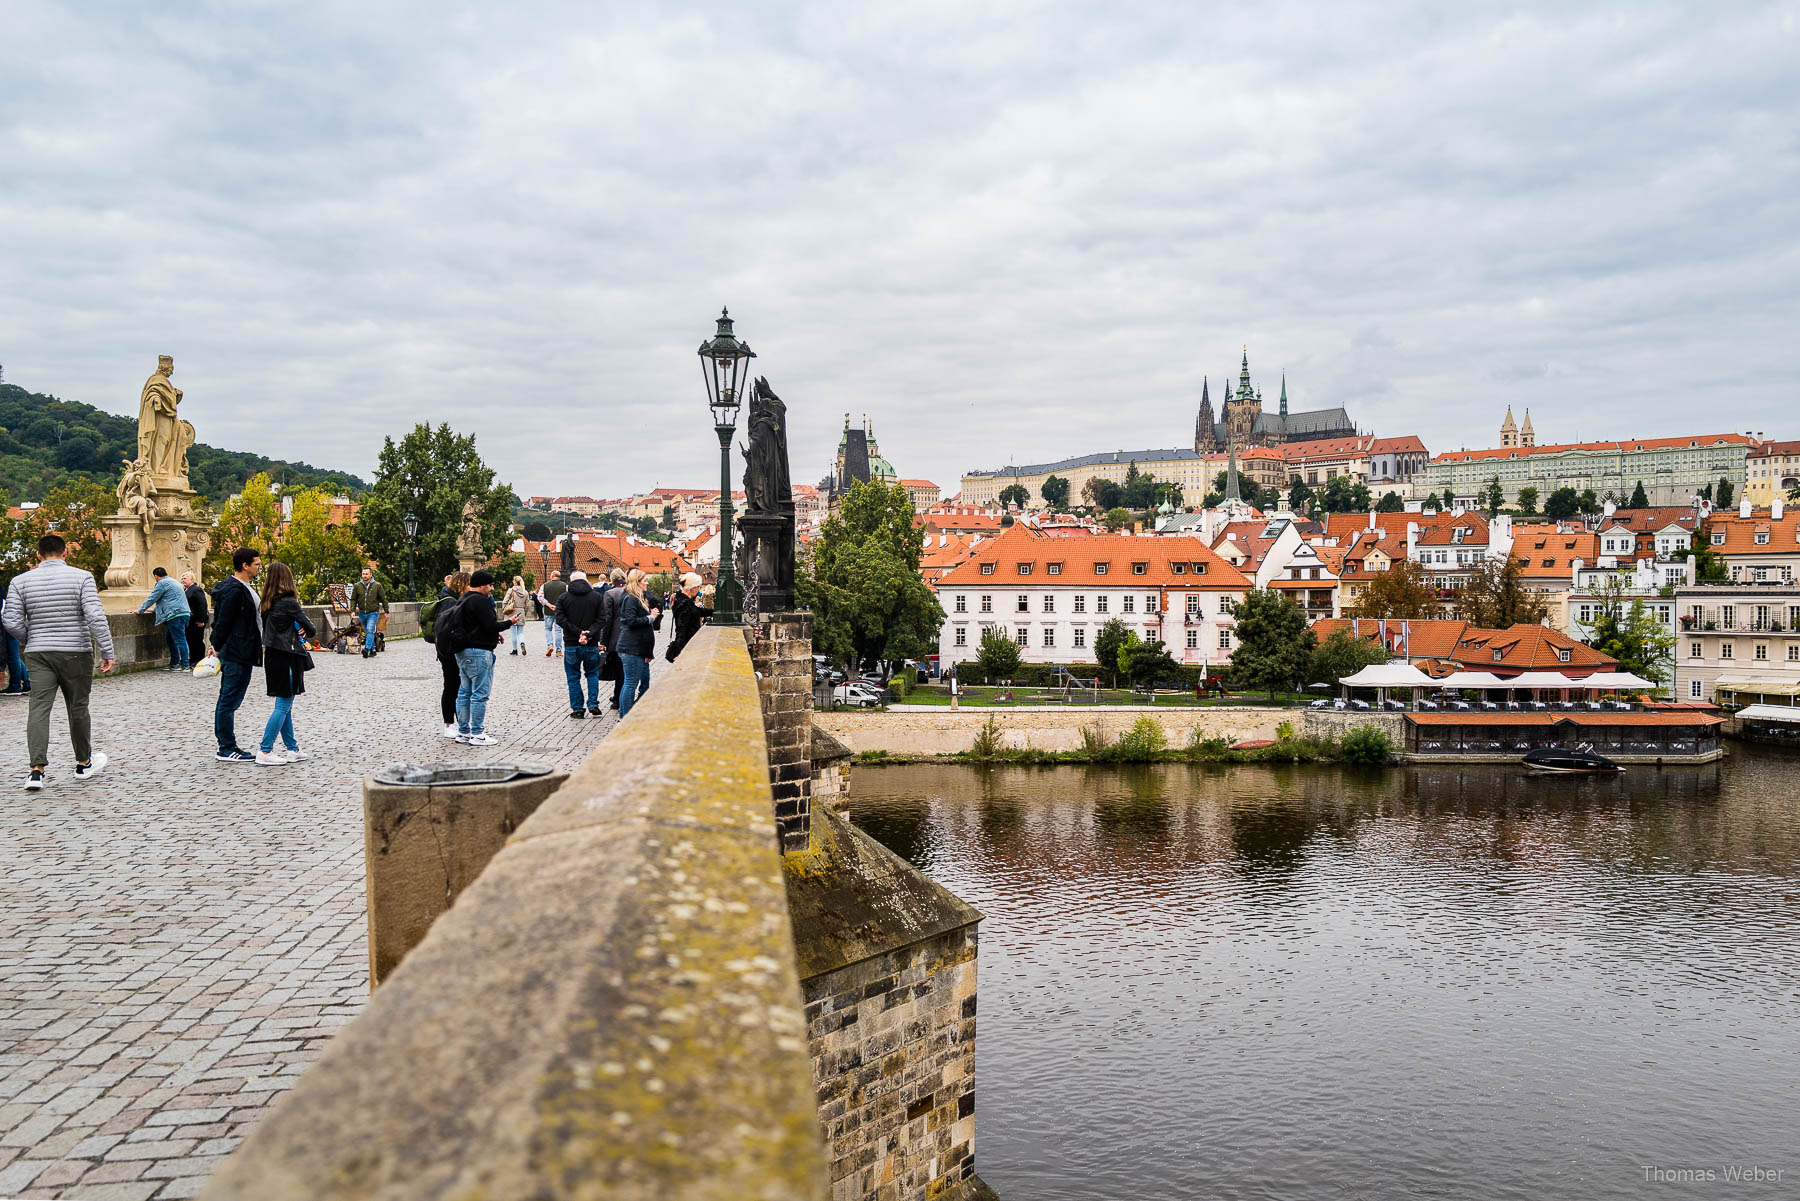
[890,685,1315,709]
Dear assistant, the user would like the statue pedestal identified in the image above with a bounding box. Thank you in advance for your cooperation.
[737,513,795,614]
[101,483,212,613]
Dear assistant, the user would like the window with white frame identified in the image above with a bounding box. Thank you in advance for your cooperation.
[1691,679,1703,698]
[1094,563,1109,575]
[980,595,992,613]
[1789,645,1798,661]
[1043,628,1055,648]
[1074,594,1086,613]
[1186,629,1198,649]
[1756,644,1768,660]
[1186,595,1200,616]
[1043,595,1055,613]
[1123,596,1135,614]
[1690,641,1702,659]
[981,562,996,574]
[1097,596,1109,613]
[954,595,966,613]
[1558,649,1570,663]
[954,626,967,647]
[1073,627,1087,648]
[1218,630,1231,650]
[1048,563,1062,576]
[1145,594,1158,611]
[1015,626,1028,647]
[1721,643,1733,659]
[1017,594,1029,613]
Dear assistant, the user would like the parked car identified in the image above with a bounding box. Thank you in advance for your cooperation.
[832,682,884,708]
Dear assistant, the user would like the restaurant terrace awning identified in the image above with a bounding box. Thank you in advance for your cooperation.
[1735,704,1800,723]
[1714,678,1800,698]
[1339,663,1437,689]
[1579,672,1657,690]
[1433,671,1509,689]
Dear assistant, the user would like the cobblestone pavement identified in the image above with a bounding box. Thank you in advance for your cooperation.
[0,634,629,1199]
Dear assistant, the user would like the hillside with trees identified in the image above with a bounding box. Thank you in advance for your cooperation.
[0,382,366,504]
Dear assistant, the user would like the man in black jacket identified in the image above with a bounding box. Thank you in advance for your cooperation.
[596,568,626,711]
[449,570,511,745]
[556,571,607,718]
[210,548,263,763]
[181,571,208,670]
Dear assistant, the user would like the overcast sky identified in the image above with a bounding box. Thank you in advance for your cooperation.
[3,2,1795,499]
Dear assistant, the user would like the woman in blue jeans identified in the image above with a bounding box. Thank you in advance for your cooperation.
[256,562,315,766]
[614,569,662,718]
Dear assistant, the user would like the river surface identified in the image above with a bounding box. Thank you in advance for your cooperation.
[849,755,1800,1201]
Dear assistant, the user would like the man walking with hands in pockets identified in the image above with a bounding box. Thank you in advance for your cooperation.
[2,533,114,791]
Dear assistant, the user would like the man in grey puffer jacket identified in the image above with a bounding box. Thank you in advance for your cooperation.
[1,533,116,791]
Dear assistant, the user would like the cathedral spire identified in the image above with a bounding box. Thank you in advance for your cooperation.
[1238,346,1252,398]
[1225,442,1241,504]
[1501,405,1518,449]
[1279,373,1288,418]
[1195,377,1217,454]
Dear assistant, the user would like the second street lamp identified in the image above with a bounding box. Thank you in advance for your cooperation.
[698,307,755,625]
[403,511,420,602]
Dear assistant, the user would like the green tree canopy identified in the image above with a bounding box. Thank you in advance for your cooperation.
[1309,627,1392,684]
[203,473,283,582]
[1482,476,1505,515]
[1347,558,1437,619]
[277,487,368,602]
[1440,488,1456,511]
[1455,557,1550,628]
[797,480,945,671]
[1587,577,1674,687]
[1543,486,1580,521]
[1516,486,1539,515]
[0,478,113,587]
[1082,477,1124,511]
[1375,491,1405,512]
[974,624,1021,678]
[1627,481,1650,509]
[1578,488,1600,515]
[354,423,518,589]
[997,483,1031,509]
[1093,617,1130,687]
[1715,478,1734,509]
[1040,474,1071,510]
[1124,637,1180,689]
[1230,587,1316,700]
[1287,479,1314,513]
[1103,507,1134,531]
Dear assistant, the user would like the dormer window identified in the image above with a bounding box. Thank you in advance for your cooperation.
[1172,563,1187,575]
[1131,562,1148,575]
[1047,562,1062,575]
[1711,534,1725,546]
[980,563,995,575]
[1094,562,1109,575]
[1017,563,1033,575]
[1756,533,1770,545]
[1558,649,1571,663]
[1492,649,1503,661]
[1193,562,1207,575]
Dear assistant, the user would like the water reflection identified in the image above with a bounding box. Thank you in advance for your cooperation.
[851,757,1800,1201]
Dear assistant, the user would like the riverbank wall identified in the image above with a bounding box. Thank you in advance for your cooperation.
[816,706,1287,756]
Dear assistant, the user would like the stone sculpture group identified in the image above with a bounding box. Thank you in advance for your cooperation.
[102,355,212,611]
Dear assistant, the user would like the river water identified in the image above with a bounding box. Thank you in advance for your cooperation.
[849,755,1800,1200]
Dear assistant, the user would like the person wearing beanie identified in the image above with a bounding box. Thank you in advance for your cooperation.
[449,569,511,745]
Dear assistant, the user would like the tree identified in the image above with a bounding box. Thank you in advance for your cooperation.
[1347,558,1437,619]
[1455,557,1549,627]
[1376,491,1405,512]
[204,472,283,582]
[1124,637,1180,689]
[1093,617,1130,687]
[1287,479,1313,514]
[797,480,944,671]
[997,483,1031,509]
[0,478,113,586]
[1578,488,1599,515]
[1517,486,1539,515]
[1482,476,1505,515]
[659,504,677,531]
[1309,628,1392,685]
[1543,486,1580,521]
[1082,477,1123,511]
[1230,587,1316,700]
[521,520,552,543]
[1627,481,1649,509]
[1715,478,1734,509]
[355,423,518,588]
[1040,474,1071,510]
[1677,520,1730,583]
[276,487,367,602]
[1587,576,1674,688]
[1103,507,1133,531]
[973,624,1021,678]
[1440,488,1455,511]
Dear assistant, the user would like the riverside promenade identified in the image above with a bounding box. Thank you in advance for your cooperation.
[0,636,623,1200]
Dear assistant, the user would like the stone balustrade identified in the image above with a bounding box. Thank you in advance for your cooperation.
[198,626,832,1201]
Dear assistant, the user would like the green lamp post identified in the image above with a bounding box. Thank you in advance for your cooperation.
[698,307,755,625]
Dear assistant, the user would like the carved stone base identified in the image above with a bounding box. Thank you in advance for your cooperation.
[738,513,795,614]
[101,495,212,613]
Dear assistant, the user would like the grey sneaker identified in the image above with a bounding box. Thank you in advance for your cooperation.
[465,732,496,746]
[23,769,44,791]
[73,752,107,781]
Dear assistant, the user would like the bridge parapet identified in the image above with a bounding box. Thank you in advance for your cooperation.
[199,626,831,1201]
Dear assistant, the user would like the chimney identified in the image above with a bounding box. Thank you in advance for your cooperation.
[1368,511,1376,530]
[1775,497,1786,520]
[1603,500,1615,517]
[1740,499,1752,519]
[1407,521,1419,561]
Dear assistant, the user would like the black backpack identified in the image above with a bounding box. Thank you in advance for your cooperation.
[435,594,473,654]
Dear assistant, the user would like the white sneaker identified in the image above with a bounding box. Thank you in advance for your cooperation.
[282,748,310,761]
[73,752,108,781]
[254,750,290,766]
[442,723,460,739]
[465,732,496,746]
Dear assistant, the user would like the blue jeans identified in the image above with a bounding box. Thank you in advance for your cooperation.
[215,660,254,754]
[260,695,299,753]
[509,623,526,652]
[1,626,25,691]
[455,648,496,735]
[360,612,380,651]
[162,616,191,669]
[619,654,650,717]
[565,645,601,711]
[543,615,563,653]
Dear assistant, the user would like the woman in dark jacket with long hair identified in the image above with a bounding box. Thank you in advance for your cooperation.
[434,572,469,738]
[258,562,316,766]
[615,569,661,718]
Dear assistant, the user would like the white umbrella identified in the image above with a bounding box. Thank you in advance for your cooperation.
[1435,671,1506,690]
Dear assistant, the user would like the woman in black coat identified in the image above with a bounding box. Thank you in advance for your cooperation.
[615,570,662,718]
[666,572,714,662]
[433,572,470,737]
[257,562,316,765]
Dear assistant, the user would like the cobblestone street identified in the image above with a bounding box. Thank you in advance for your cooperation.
[0,635,625,1199]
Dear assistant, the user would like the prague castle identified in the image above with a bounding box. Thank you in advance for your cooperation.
[1193,348,1357,453]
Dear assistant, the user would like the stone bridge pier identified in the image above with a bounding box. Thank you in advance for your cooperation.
[198,622,994,1201]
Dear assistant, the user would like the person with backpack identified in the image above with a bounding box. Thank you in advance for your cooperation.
[555,570,607,718]
[255,561,316,765]
[426,571,469,738]
[447,569,511,745]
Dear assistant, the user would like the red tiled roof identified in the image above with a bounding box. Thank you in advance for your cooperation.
[1415,515,1491,546]
[1510,531,1599,576]
[1281,435,1373,461]
[1432,433,1755,464]
[1705,512,1800,555]
[1748,440,1800,459]
[1313,618,1471,660]
[1369,436,1428,454]
[1452,624,1613,674]
[935,523,1250,589]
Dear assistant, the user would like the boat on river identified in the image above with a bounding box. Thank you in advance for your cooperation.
[1522,744,1625,774]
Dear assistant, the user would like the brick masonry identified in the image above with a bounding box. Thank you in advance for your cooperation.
[749,611,815,853]
[816,705,1288,756]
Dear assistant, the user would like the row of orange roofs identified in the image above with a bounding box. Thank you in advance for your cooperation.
[932,522,1252,589]
[1431,432,1756,463]
[1311,618,1615,673]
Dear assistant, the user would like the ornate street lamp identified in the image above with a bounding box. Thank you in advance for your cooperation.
[403,511,420,602]
[698,307,755,625]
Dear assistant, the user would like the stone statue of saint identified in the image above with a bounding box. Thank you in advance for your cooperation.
[178,419,195,480]
[137,355,184,479]
[459,497,483,562]
[742,377,792,518]
[117,458,158,540]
